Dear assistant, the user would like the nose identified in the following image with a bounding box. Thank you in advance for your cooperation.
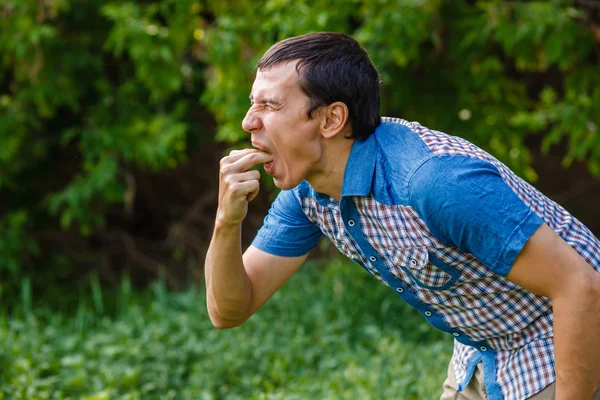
[241,108,262,133]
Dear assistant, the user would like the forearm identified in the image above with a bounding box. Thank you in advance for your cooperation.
[553,275,600,400]
[205,221,253,327]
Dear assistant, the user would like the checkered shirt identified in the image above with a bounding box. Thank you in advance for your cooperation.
[252,117,600,400]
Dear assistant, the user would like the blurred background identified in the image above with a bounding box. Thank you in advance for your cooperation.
[0,0,599,398]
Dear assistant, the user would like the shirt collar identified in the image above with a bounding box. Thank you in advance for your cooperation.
[341,133,377,197]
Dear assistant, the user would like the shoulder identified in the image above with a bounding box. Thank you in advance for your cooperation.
[380,118,491,159]
[374,117,489,204]
[407,154,503,201]
[376,118,500,183]
[375,118,431,156]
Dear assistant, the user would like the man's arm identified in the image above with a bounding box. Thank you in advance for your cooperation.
[204,149,308,328]
[407,156,599,397]
[507,223,600,400]
[206,233,307,328]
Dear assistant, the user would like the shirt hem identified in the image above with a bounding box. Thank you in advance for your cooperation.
[492,210,544,277]
[251,238,314,257]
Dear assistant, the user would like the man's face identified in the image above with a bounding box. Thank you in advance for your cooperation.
[242,62,323,190]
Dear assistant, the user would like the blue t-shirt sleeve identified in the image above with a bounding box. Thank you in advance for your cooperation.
[251,189,323,257]
[408,156,544,276]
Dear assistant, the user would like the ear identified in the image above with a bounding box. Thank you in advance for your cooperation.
[320,101,349,139]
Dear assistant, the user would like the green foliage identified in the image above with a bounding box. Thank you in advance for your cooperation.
[0,0,206,282]
[0,211,38,279]
[0,0,199,220]
[0,0,599,281]
[0,259,452,399]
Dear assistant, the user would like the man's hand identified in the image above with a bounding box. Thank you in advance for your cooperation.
[216,149,273,227]
[206,148,306,329]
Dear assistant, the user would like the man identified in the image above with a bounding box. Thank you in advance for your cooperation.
[204,32,600,400]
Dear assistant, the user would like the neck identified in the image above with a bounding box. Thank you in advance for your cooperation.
[307,137,355,202]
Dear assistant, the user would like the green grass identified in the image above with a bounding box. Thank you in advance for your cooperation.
[0,257,452,399]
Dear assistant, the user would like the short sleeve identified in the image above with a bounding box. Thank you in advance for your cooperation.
[408,156,544,276]
[252,189,323,257]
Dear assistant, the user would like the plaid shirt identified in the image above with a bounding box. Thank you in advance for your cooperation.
[252,118,600,400]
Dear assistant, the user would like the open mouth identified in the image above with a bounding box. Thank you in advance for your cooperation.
[263,160,275,175]
[251,142,275,175]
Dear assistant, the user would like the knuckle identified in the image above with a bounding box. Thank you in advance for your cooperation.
[220,164,233,175]
[230,184,243,196]
[222,175,235,186]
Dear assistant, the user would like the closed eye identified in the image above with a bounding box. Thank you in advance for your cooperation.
[249,94,282,109]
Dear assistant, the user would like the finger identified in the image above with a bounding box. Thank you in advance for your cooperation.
[228,149,247,156]
[246,181,261,202]
[224,148,259,164]
[234,169,261,183]
[222,170,261,189]
[229,151,273,172]
[229,180,259,201]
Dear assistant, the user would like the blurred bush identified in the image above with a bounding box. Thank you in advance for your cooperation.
[0,0,599,292]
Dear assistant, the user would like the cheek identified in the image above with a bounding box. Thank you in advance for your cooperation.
[271,120,321,166]
[284,141,320,175]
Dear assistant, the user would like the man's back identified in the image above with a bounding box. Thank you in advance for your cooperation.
[252,118,600,399]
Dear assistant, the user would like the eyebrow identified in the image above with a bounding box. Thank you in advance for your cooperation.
[249,94,281,106]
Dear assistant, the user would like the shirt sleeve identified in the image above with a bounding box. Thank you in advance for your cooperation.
[251,189,323,257]
[407,155,544,276]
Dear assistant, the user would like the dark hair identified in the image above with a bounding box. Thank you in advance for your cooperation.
[257,32,381,141]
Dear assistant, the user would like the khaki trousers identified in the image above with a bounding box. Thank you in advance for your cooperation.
[439,360,600,400]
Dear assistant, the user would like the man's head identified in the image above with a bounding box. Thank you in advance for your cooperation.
[243,32,380,192]
[257,32,381,141]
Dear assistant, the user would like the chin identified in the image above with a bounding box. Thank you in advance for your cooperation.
[273,179,292,190]
[273,176,300,191]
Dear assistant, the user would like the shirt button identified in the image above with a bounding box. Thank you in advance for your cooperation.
[452,332,460,337]
[348,220,355,227]
[480,346,487,352]
[410,258,417,266]
[424,311,432,317]
[396,287,404,293]
[369,256,377,262]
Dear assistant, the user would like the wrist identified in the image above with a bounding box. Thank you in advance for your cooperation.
[214,213,242,232]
